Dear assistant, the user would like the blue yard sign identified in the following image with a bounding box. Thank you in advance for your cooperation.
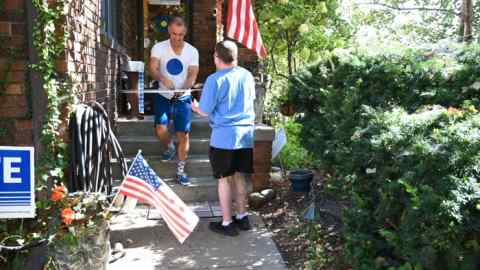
[0,146,35,218]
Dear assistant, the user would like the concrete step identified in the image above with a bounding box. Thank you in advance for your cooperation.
[111,155,212,179]
[118,136,210,156]
[113,176,218,202]
[116,115,211,138]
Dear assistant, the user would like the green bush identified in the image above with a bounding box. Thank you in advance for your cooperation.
[345,106,480,269]
[274,119,314,170]
[286,46,480,170]
[284,45,480,269]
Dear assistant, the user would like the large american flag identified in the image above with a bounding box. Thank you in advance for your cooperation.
[118,153,199,243]
[226,0,267,59]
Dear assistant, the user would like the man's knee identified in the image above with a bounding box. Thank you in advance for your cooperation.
[176,132,189,144]
[155,125,168,138]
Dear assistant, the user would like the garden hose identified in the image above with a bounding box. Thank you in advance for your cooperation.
[69,102,128,195]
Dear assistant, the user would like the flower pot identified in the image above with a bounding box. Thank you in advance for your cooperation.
[48,221,110,270]
[288,169,313,192]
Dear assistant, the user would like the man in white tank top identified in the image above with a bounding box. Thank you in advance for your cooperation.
[149,16,199,186]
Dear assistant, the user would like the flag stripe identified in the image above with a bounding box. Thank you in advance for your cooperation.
[246,4,255,48]
[121,178,193,236]
[118,189,187,240]
[227,0,237,38]
[226,0,234,34]
[119,182,189,239]
[242,0,252,46]
[117,153,199,244]
[124,177,191,225]
[157,189,189,223]
[123,180,191,233]
[120,181,191,237]
[234,0,244,40]
[119,188,158,210]
[227,0,267,59]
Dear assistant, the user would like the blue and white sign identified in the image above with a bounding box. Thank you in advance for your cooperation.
[0,146,35,218]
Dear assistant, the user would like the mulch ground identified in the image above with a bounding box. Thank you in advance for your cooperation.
[255,171,350,270]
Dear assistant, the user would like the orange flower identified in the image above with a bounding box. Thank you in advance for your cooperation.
[61,208,74,225]
[447,107,461,114]
[51,184,67,202]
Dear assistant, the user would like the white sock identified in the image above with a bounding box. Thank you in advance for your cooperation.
[236,212,248,220]
[222,220,232,226]
[177,160,186,175]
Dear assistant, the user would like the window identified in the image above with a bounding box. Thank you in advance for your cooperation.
[101,0,120,40]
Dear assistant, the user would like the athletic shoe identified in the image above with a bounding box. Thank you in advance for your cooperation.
[209,221,239,237]
[161,144,176,161]
[233,215,252,231]
[176,173,190,186]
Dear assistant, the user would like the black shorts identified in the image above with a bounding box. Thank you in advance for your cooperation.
[209,147,253,179]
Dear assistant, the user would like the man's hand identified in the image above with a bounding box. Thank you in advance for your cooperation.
[162,78,175,90]
[191,99,200,113]
[192,99,207,116]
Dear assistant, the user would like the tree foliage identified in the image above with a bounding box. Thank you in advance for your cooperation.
[257,0,349,77]
[283,45,480,269]
[343,0,479,45]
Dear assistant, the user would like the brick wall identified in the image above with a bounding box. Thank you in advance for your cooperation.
[62,0,140,116]
[0,0,31,146]
[252,126,275,192]
[192,0,217,82]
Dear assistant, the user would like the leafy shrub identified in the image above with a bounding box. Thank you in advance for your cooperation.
[345,106,480,269]
[286,46,480,170]
[274,119,314,170]
[284,45,480,269]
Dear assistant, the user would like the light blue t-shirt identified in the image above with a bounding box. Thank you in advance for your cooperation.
[199,66,255,150]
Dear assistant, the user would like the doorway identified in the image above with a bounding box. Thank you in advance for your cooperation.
[142,0,193,115]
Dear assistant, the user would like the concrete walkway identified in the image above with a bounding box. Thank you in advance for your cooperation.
[109,207,287,270]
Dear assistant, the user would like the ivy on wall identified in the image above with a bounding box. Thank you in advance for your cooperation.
[31,0,72,187]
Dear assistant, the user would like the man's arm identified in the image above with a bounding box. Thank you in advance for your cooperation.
[183,48,200,90]
[149,56,174,89]
[182,65,199,89]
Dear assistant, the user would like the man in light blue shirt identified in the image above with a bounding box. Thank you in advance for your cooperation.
[192,41,255,236]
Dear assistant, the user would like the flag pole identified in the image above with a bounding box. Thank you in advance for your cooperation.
[109,150,143,210]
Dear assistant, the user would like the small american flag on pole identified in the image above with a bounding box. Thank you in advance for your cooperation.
[117,152,199,243]
[226,0,267,59]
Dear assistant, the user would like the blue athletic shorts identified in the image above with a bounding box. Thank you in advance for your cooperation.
[154,94,192,133]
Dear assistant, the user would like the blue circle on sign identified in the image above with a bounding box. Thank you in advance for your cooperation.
[166,58,184,75]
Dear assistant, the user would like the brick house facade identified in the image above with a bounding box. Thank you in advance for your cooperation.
[0,0,31,146]
[0,0,271,190]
